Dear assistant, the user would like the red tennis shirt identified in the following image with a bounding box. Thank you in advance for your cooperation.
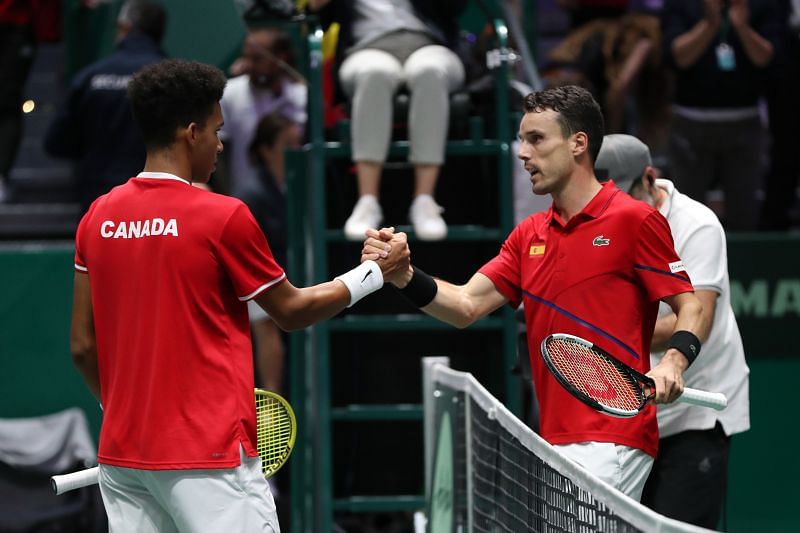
[479,181,693,457]
[74,173,285,469]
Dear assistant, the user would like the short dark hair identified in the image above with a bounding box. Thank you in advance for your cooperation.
[523,86,605,164]
[128,59,226,150]
[119,0,168,44]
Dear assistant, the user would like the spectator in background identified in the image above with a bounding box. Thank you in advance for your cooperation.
[219,27,306,199]
[558,0,630,29]
[0,0,45,202]
[44,0,166,214]
[241,113,302,394]
[545,11,671,153]
[759,0,800,230]
[308,0,468,241]
[596,134,750,528]
[661,0,780,231]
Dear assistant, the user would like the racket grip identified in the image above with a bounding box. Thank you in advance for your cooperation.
[51,466,99,495]
[679,387,728,410]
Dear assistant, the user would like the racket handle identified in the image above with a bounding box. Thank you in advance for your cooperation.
[51,466,99,495]
[679,387,728,410]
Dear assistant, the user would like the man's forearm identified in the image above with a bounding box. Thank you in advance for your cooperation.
[651,313,678,351]
[671,20,719,68]
[72,345,101,401]
[732,23,774,67]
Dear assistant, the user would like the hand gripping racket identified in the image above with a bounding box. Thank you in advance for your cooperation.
[540,333,728,418]
[51,389,296,495]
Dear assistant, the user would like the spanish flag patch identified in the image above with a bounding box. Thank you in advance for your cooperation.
[529,244,546,256]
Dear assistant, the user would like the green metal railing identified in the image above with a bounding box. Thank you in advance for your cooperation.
[287,16,521,533]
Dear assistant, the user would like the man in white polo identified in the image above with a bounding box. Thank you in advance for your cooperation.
[595,134,750,529]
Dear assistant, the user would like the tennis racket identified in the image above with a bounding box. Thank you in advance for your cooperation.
[540,333,728,418]
[51,388,296,495]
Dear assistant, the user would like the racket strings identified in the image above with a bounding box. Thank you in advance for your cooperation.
[256,397,293,476]
[547,339,643,412]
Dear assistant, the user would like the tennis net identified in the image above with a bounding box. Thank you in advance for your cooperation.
[421,357,712,533]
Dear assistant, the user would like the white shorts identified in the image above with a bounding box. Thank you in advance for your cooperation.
[98,445,279,532]
[554,441,653,501]
[248,299,270,323]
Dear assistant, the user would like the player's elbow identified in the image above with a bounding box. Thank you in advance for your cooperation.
[267,306,308,332]
[272,315,305,332]
[449,315,474,329]
[447,307,482,329]
[70,335,96,369]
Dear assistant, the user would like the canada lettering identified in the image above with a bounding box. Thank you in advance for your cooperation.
[100,218,179,239]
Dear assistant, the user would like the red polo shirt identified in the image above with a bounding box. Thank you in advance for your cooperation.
[75,174,285,469]
[479,181,692,457]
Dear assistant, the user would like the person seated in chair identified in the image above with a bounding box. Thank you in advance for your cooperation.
[308,0,468,241]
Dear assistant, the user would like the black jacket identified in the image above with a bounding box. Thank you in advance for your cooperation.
[44,33,166,211]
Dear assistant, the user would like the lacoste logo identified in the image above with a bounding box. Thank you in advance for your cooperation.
[593,235,610,247]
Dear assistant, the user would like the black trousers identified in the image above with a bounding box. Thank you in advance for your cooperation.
[641,423,730,530]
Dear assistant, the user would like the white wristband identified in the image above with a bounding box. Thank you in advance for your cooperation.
[335,260,384,307]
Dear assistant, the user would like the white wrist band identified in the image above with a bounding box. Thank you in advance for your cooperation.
[335,260,384,307]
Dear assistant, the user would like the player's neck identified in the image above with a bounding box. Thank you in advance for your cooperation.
[553,169,602,222]
[142,150,192,184]
[653,186,668,210]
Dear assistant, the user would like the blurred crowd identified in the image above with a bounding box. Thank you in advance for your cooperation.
[1,0,798,235]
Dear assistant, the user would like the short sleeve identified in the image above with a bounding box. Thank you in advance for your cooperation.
[217,203,286,300]
[478,224,525,309]
[74,202,97,273]
[633,211,694,301]
[678,222,726,293]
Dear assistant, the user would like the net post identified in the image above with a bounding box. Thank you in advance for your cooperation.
[422,356,450,523]
[465,385,474,532]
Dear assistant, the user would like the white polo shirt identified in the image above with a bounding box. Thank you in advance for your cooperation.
[651,179,750,438]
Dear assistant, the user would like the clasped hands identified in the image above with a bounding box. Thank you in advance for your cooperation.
[360,227,413,288]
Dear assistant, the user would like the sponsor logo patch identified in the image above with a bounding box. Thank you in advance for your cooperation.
[669,260,686,273]
[592,235,610,246]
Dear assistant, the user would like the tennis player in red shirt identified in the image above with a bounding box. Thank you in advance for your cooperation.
[362,85,703,500]
[70,59,408,532]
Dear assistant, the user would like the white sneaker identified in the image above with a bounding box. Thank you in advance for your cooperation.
[409,194,447,241]
[344,195,383,241]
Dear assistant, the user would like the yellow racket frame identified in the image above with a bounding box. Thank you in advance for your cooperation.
[254,388,297,478]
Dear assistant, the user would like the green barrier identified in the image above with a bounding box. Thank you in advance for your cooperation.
[727,234,800,359]
[0,244,101,438]
[727,358,800,532]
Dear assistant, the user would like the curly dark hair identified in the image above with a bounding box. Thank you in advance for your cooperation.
[128,59,227,150]
[523,85,605,164]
